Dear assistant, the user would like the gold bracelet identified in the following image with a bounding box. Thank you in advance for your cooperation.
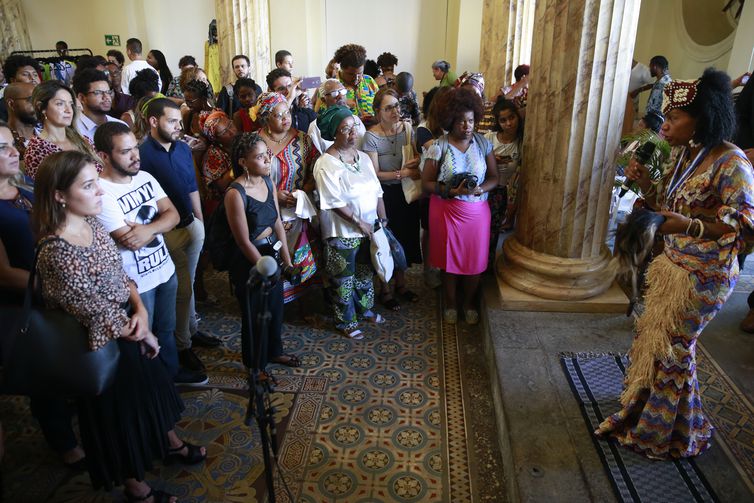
[685,218,694,235]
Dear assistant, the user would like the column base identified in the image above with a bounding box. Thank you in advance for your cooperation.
[498,236,618,301]
[496,276,629,313]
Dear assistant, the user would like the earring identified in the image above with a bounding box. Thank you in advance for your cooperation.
[688,137,701,149]
[61,201,66,208]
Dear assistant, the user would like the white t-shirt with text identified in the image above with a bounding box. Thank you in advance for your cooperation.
[97,171,175,293]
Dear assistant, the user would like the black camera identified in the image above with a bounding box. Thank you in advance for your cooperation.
[449,173,478,190]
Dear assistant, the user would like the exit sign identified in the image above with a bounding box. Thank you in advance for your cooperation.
[105,35,121,46]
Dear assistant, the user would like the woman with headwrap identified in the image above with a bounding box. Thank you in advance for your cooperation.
[183,79,237,216]
[595,69,754,459]
[313,105,387,339]
[254,92,320,302]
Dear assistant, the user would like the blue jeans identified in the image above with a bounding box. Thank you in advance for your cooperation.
[140,272,179,376]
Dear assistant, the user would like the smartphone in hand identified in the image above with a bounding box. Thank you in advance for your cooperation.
[300,76,322,89]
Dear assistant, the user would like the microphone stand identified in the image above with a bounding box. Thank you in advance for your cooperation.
[244,269,279,503]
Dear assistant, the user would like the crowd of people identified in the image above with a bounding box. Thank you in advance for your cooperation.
[1,32,753,500]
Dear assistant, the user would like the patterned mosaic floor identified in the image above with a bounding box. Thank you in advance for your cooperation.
[0,268,505,502]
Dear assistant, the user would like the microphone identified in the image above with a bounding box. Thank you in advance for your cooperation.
[618,141,657,197]
[248,255,280,287]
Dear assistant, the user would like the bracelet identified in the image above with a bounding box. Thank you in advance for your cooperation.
[695,219,705,239]
[685,218,694,235]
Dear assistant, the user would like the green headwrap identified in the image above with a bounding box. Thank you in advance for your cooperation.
[317,105,353,141]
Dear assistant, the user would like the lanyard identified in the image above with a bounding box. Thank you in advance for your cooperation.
[665,146,709,203]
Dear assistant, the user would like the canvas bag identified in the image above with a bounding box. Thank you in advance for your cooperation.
[400,121,422,203]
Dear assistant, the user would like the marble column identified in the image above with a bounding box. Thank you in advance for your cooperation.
[479,0,536,93]
[0,0,32,60]
[499,0,641,300]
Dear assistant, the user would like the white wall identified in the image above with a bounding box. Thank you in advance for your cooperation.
[269,0,454,96]
[23,0,215,76]
[727,0,754,76]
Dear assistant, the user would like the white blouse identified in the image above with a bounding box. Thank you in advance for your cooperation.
[314,151,384,239]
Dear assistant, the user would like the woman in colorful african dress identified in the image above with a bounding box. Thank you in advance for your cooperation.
[596,69,754,459]
[313,105,387,339]
[183,79,237,216]
[255,92,320,302]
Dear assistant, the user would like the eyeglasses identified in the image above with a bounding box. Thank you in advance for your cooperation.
[382,103,401,113]
[327,88,347,98]
[271,110,291,120]
[87,90,114,98]
[339,125,356,135]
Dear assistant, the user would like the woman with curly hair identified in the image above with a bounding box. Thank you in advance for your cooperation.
[332,44,379,127]
[225,132,300,368]
[595,69,754,459]
[421,87,498,325]
[485,98,524,264]
[183,79,237,215]
[375,52,398,89]
[165,55,197,99]
[121,68,160,128]
[254,91,320,302]
[24,81,102,180]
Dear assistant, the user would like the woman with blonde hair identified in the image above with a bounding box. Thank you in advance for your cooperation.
[23,81,101,180]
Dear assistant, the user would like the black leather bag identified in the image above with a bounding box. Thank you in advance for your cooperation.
[0,239,121,396]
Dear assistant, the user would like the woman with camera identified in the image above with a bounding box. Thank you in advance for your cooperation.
[225,132,301,369]
[421,87,498,325]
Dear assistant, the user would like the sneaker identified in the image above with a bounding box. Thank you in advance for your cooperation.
[174,368,209,386]
[179,348,206,371]
[191,331,222,348]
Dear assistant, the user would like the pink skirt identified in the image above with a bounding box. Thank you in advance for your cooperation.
[428,195,491,275]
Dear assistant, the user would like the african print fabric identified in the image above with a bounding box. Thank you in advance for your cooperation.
[596,146,754,458]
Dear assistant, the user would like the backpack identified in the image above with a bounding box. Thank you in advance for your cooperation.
[206,183,246,272]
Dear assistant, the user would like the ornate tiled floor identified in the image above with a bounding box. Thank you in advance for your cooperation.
[1,268,505,502]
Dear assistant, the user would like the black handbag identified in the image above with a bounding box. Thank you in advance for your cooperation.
[0,238,121,396]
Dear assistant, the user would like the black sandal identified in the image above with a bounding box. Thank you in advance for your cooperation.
[272,354,302,367]
[124,488,176,502]
[396,287,419,303]
[380,294,401,311]
[164,442,206,466]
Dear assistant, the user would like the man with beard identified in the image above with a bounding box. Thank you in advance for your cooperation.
[4,82,38,160]
[139,98,221,377]
[216,54,262,118]
[73,69,127,139]
[94,122,207,384]
[308,78,365,153]
[1,55,41,122]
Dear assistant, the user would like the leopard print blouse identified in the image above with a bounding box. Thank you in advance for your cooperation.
[37,217,131,350]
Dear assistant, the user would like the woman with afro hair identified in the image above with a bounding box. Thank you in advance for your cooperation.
[596,68,754,459]
[421,87,498,325]
[332,44,379,127]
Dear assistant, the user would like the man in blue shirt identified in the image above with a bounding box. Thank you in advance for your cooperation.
[140,98,220,381]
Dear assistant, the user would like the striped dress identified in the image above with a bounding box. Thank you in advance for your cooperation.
[597,144,754,459]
